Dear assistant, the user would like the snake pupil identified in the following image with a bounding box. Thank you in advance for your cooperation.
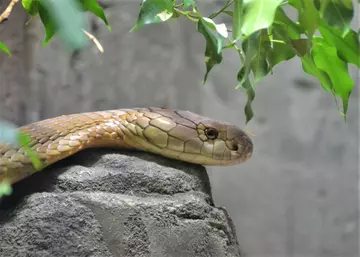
[205,128,218,139]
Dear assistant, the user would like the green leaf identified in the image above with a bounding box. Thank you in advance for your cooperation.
[232,0,244,40]
[314,0,353,36]
[273,7,304,40]
[39,0,88,50]
[21,0,39,15]
[312,37,354,118]
[197,18,224,83]
[234,32,261,123]
[236,68,255,124]
[241,0,283,36]
[0,42,11,56]
[201,17,228,52]
[250,30,271,82]
[243,80,255,124]
[201,18,228,38]
[131,0,173,32]
[79,0,110,30]
[0,121,42,171]
[300,54,332,92]
[318,21,360,68]
[268,42,295,69]
[0,182,12,197]
[18,132,43,171]
[184,0,195,9]
[289,0,319,40]
[236,32,260,88]
[251,56,268,83]
[0,121,42,173]
[291,38,308,57]
[38,1,58,45]
[268,24,296,68]
[17,131,30,146]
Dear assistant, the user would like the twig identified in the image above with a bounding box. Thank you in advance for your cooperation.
[245,127,256,137]
[227,38,245,63]
[0,0,19,24]
[83,29,104,53]
[209,0,234,19]
[173,8,199,23]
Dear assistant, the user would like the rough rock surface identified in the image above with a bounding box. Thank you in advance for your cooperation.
[0,149,241,257]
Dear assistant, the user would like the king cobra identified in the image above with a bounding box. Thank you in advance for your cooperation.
[0,107,253,185]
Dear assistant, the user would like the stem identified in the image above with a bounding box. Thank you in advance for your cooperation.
[83,29,104,53]
[227,38,245,63]
[0,0,19,24]
[175,3,184,8]
[270,39,286,44]
[174,8,199,23]
[209,0,234,19]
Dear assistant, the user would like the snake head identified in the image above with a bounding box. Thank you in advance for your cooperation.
[133,108,253,166]
[186,113,253,166]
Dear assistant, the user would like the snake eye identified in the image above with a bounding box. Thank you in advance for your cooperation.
[204,128,218,139]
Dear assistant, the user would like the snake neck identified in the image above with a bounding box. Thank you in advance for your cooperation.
[0,110,141,185]
[23,110,141,165]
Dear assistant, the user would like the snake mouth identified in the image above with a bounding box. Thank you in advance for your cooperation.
[164,139,253,166]
[126,134,253,166]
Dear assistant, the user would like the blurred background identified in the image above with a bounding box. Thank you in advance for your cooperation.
[0,1,358,257]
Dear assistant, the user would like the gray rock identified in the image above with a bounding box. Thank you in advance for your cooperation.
[0,149,241,257]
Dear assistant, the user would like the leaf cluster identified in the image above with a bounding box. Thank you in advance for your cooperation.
[131,0,359,123]
[1,0,359,123]
[0,0,109,52]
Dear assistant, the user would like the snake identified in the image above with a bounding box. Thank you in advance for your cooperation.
[0,107,253,185]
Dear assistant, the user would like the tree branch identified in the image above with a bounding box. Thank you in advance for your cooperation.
[0,0,19,24]
[83,29,104,53]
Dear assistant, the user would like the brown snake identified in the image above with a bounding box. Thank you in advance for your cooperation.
[0,107,253,185]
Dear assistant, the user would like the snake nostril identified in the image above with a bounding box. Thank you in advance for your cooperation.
[232,143,239,151]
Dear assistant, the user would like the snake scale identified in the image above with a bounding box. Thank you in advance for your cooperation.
[0,107,253,185]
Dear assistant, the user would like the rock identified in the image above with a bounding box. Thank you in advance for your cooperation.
[0,149,242,257]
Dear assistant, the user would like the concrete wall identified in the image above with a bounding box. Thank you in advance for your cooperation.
[0,1,358,256]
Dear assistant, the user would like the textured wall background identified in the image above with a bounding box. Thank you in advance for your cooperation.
[0,1,358,257]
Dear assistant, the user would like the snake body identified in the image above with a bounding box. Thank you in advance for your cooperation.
[0,107,253,185]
